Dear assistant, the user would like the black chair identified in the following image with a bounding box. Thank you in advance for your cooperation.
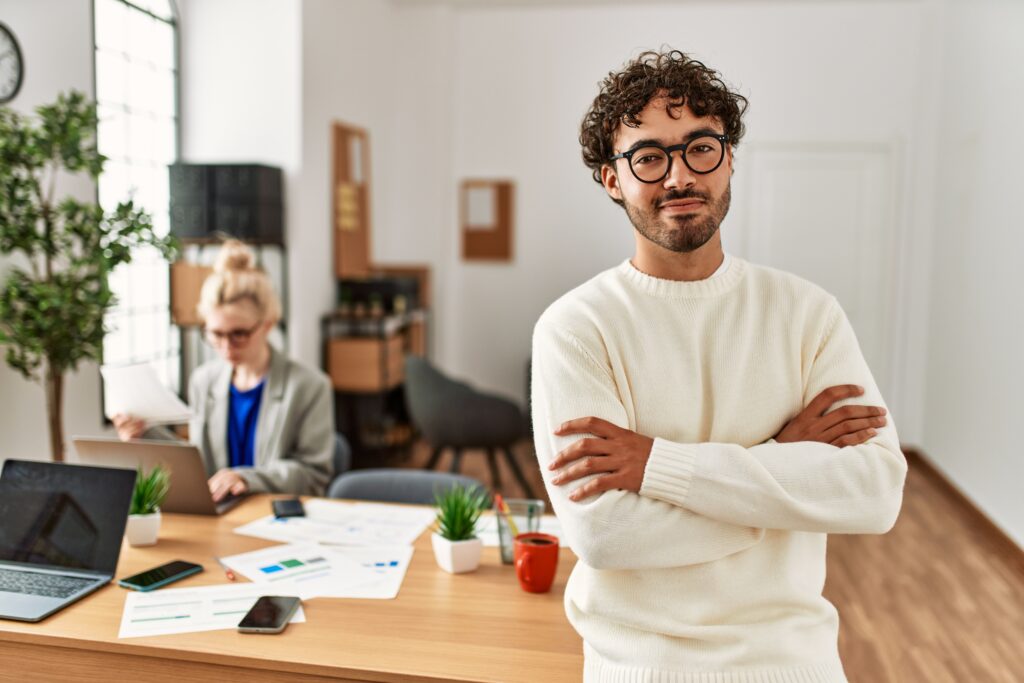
[403,355,536,498]
[326,469,485,506]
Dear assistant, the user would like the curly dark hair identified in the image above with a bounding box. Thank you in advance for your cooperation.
[580,49,749,188]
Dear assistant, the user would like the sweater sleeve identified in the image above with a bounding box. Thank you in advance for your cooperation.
[532,317,764,571]
[639,300,907,534]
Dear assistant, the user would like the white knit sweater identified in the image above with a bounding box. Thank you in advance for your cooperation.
[531,258,907,683]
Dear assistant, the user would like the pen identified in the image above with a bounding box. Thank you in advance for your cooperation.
[213,556,236,581]
[494,493,520,537]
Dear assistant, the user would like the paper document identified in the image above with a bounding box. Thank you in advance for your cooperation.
[219,543,381,600]
[101,362,193,425]
[327,545,415,599]
[234,500,436,547]
[118,582,305,639]
[475,513,562,547]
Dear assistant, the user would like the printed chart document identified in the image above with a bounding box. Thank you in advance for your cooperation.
[219,542,382,600]
[475,513,562,547]
[118,582,305,639]
[234,500,436,547]
[101,362,193,425]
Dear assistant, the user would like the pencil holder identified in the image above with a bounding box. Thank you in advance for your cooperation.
[496,498,544,564]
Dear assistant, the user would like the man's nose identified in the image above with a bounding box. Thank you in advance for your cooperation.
[663,151,696,190]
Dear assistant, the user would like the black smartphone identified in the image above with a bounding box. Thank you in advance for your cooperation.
[272,497,305,518]
[238,595,302,634]
[118,560,204,592]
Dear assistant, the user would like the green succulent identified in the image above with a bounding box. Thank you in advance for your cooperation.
[434,483,488,542]
[130,465,171,516]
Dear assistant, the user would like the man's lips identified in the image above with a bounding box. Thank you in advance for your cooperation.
[659,199,705,211]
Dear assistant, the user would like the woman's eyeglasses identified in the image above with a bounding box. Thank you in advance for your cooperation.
[201,322,262,347]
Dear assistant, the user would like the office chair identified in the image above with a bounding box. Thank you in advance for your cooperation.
[326,469,486,506]
[403,355,536,498]
[333,432,353,478]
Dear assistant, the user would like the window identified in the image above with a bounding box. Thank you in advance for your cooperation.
[93,0,180,391]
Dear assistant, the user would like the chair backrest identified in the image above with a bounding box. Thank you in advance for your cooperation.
[333,433,352,478]
[403,356,465,443]
[326,469,486,506]
[403,355,525,447]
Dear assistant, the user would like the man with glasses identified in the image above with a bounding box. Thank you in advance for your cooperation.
[531,49,906,682]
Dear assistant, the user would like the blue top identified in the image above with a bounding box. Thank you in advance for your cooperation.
[227,380,265,469]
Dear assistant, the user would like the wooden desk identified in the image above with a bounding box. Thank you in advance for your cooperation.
[0,496,582,682]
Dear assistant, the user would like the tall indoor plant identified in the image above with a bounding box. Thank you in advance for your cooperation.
[0,91,177,461]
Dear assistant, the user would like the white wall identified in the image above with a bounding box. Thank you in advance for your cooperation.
[921,0,1024,546]
[0,0,113,461]
[178,0,301,170]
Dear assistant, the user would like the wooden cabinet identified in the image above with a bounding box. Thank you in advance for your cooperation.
[321,310,427,467]
[327,335,404,392]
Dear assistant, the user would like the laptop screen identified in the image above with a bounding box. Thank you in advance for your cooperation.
[0,460,136,575]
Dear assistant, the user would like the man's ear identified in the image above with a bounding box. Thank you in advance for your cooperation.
[600,164,623,202]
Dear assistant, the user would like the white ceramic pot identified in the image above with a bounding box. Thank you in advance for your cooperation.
[125,510,162,547]
[431,532,483,574]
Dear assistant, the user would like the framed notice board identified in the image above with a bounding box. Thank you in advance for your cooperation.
[333,121,372,277]
[461,179,514,262]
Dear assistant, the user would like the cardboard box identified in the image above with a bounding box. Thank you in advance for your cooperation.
[327,335,404,392]
[170,261,214,327]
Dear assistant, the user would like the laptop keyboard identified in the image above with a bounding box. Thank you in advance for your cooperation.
[0,567,97,599]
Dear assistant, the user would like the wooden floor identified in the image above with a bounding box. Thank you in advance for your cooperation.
[396,441,1024,682]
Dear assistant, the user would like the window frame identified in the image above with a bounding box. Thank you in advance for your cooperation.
[92,0,183,418]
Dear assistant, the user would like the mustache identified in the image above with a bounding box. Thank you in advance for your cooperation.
[656,190,709,207]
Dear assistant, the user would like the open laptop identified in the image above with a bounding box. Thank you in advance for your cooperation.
[0,460,136,622]
[70,437,243,515]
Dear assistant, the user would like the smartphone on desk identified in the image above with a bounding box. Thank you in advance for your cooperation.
[119,560,203,591]
[272,497,305,518]
[238,596,302,634]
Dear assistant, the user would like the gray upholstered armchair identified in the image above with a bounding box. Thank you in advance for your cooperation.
[403,355,536,498]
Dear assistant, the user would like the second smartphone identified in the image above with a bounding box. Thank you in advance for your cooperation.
[119,560,204,591]
[238,596,302,634]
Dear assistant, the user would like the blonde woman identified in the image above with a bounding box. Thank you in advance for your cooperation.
[113,240,334,500]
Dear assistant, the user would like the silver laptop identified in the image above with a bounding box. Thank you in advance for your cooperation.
[70,437,243,515]
[0,460,136,622]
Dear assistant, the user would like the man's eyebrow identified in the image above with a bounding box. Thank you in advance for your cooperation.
[620,128,724,154]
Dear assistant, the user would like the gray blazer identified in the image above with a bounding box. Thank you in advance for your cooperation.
[186,347,335,496]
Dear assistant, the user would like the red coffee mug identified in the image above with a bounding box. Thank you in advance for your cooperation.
[514,532,559,593]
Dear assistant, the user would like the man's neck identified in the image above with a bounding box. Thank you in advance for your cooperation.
[233,344,271,391]
[631,234,726,281]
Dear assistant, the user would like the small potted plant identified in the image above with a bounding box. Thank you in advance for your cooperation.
[431,483,488,574]
[125,465,170,547]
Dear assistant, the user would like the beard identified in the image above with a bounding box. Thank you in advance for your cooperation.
[623,182,732,253]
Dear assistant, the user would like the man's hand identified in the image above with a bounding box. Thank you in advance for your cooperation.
[112,413,147,442]
[775,385,887,447]
[548,417,654,501]
[208,469,250,503]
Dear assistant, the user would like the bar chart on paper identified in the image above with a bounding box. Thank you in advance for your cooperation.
[256,553,331,582]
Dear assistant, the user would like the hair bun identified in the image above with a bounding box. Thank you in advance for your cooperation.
[213,239,255,273]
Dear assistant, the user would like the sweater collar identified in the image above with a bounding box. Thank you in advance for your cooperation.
[616,256,747,299]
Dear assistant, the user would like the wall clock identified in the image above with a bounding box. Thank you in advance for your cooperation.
[0,22,24,104]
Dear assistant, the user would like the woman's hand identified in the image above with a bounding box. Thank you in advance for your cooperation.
[208,469,250,502]
[111,413,147,442]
